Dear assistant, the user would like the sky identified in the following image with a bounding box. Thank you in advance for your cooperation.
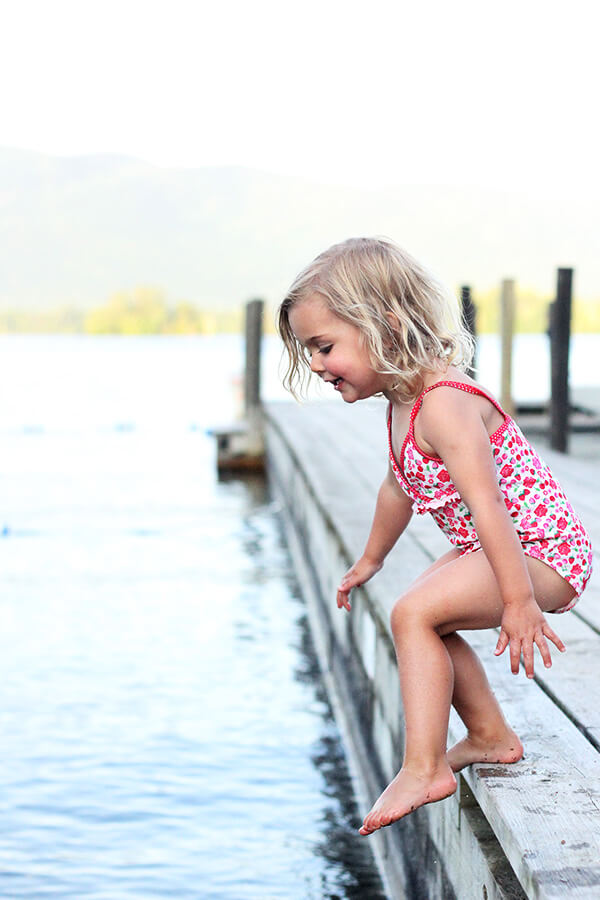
[1,0,598,190]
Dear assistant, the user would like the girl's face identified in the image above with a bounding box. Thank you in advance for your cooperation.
[288,294,391,403]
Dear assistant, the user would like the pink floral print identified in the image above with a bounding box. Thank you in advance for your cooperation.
[388,382,593,611]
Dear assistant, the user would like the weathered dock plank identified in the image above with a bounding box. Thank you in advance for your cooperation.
[265,399,600,900]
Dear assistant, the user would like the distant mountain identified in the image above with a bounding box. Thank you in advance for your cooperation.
[0,147,598,309]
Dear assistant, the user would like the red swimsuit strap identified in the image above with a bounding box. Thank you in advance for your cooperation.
[411,380,507,424]
[387,381,509,481]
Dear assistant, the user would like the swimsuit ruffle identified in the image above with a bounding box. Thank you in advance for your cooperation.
[411,492,459,515]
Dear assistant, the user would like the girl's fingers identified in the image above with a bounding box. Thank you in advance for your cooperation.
[522,640,535,678]
[339,572,358,591]
[339,579,358,592]
[497,621,565,677]
[543,625,566,653]
[336,588,351,611]
[534,632,553,669]
[494,630,509,655]
[509,639,521,675]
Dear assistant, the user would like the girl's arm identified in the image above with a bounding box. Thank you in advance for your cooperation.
[337,464,413,611]
[420,388,564,677]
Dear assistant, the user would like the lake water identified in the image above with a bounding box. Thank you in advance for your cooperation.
[0,335,386,899]
[0,332,598,899]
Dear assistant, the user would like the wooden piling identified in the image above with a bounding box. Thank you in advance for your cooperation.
[500,279,516,417]
[549,268,573,453]
[461,285,477,378]
[244,298,263,415]
[210,298,265,472]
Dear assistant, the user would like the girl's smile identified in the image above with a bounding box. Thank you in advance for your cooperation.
[288,294,391,402]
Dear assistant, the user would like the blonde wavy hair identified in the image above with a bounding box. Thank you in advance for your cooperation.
[278,237,474,402]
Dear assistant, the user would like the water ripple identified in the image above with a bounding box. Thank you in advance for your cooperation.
[0,337,386,899]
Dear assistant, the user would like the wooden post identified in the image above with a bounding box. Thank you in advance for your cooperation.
[461,286,477,378]
[244,298,263,415]
[500,279,516,417]
[210,298,265,471]
[549,268,573,453]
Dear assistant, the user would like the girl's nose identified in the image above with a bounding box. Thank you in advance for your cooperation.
[310,354,324,374]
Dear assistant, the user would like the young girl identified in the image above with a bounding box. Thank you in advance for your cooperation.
[277,237,593,838]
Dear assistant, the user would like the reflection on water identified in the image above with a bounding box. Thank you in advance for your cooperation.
[0,336,385,899]
[207,472,387,899]
[294,622,387,900]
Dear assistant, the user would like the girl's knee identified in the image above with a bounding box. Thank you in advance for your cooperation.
[391,589,446,638]
[390,593,416,636]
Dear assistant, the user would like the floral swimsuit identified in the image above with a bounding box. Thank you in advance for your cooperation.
[387,381,593,612]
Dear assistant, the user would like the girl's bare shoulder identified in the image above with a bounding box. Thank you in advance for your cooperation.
[419,368,504,438]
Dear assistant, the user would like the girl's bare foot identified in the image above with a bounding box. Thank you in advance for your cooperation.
[359,764,457,836]
[447,729,523,772]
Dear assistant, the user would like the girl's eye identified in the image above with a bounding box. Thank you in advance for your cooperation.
[319,345,333,355]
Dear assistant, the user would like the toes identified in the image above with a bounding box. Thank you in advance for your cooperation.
[358,818,370,835]
[363,816,377,834]
[382,807,407,827]
[360,809,396,835]
[359,811,379,835]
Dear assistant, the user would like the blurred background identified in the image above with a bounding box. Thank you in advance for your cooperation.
[0,1,598,897]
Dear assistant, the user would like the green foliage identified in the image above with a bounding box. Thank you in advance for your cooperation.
[0,289,244,335]
[573,299,600,333]
[79,289,243,334]
[168,301,206,334]
[0,287,598,335]
[0,307,84,333]
[82,288,244,335]
[84,288,168,334]
[470,287,600,334]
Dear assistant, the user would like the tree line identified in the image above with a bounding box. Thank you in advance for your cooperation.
[0,286,598,334]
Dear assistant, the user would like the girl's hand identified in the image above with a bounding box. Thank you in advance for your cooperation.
[336,556,383,611]
[494,599,566,678]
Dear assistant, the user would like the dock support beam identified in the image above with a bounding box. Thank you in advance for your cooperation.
[500,279,516,418]
[549,268,573,453]
[211,298,266,472]
[244,298,263,415]
[461,285,477,378]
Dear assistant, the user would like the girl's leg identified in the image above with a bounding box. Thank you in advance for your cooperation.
[359,550,573,836]
[443,632,523,771]
[395,549,522,770]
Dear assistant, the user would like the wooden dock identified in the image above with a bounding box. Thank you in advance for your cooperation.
[264,398,600,900]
